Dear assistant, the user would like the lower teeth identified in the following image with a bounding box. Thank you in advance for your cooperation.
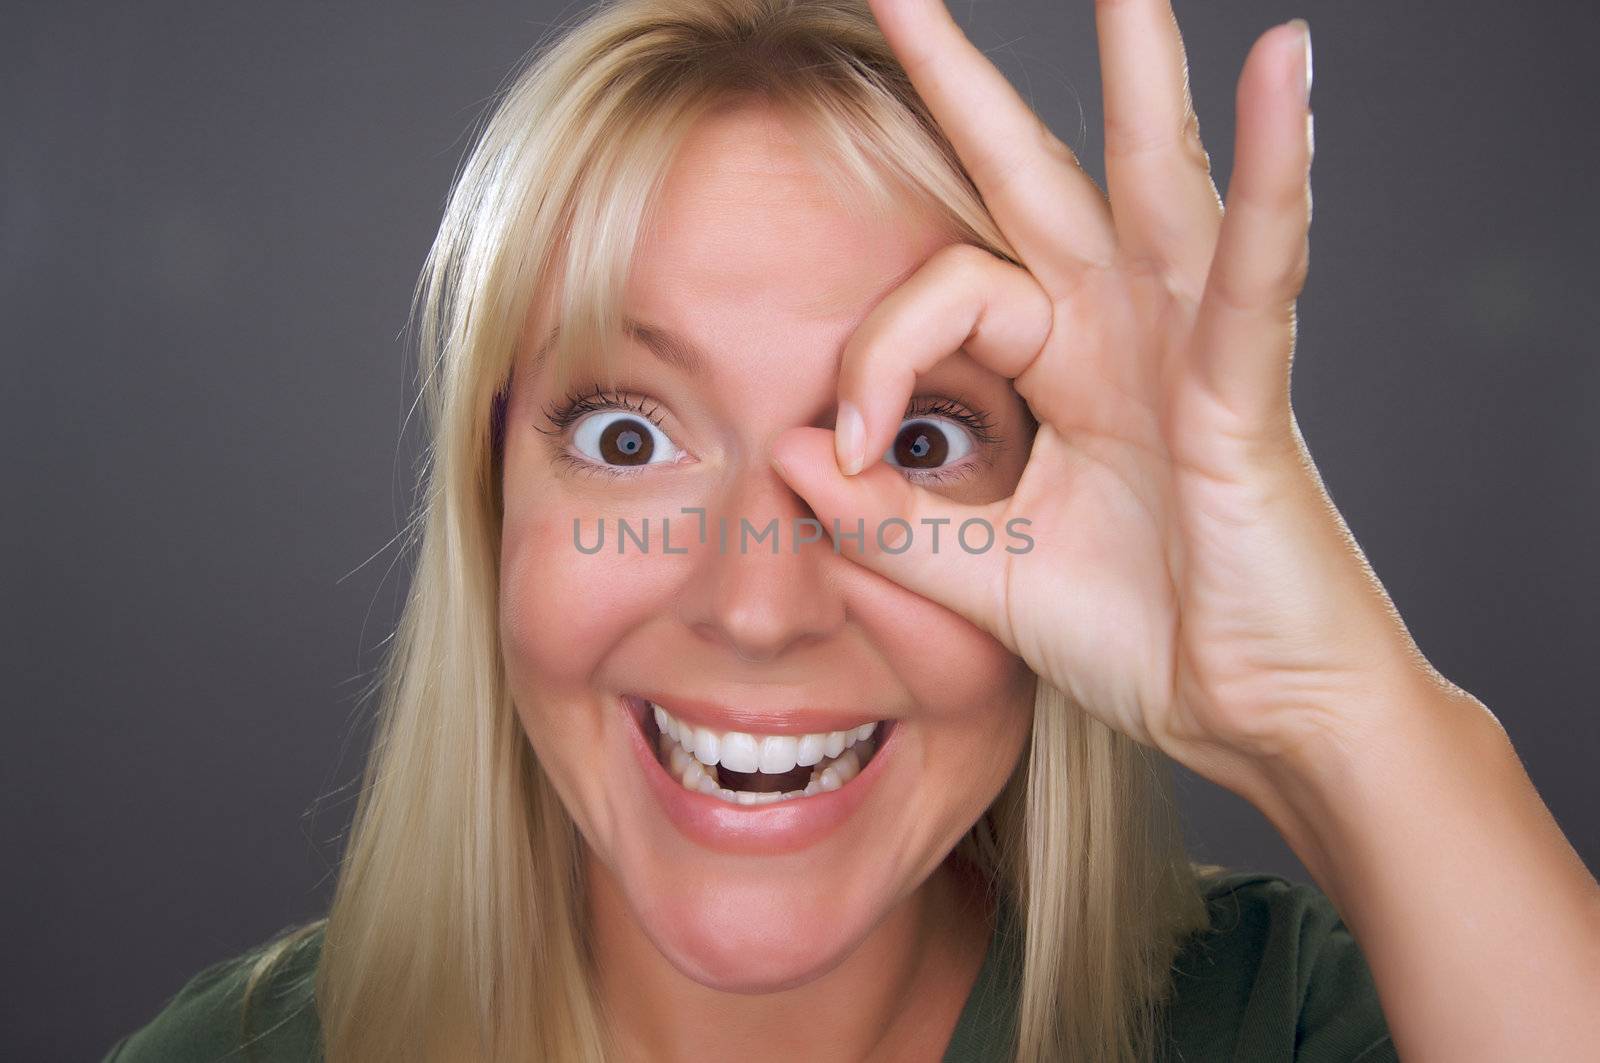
[655,730,877,806]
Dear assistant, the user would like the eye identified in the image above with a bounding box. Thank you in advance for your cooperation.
[571,410,682,467]
[882,417,975,473]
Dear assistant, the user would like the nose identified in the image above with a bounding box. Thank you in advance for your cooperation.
[678,457,848,664]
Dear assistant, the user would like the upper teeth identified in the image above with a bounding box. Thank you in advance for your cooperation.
[651,702,878,774]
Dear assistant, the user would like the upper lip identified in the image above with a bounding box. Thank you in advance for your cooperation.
[633,692,890,736]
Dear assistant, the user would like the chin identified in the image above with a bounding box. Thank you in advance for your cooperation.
[629,870,881,994]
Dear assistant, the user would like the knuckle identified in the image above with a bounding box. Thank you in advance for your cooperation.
[1037,123,1082,169]
[1285,238,1312,294]
[1211,248,1308,316]
[932,241,994,283]
[978,121,1075,199]
[1105,106,1212,178]
[1179,109,1212,174]
[1101,115,1151,160]
[1274,179,1311,217]
[975,151,1030,201]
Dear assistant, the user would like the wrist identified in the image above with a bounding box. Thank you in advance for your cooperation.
[1267,670,1497,799]
[1235,672,1600,1062]
[1238,672,1505,904]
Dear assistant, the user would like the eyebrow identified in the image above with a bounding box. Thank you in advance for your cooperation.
[623,317,707,376]
[530,316,707,377]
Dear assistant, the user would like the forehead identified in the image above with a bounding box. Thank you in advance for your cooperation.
[625,102,951,329]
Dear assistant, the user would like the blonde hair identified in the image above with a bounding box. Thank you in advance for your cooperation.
[262,1,1212,1059]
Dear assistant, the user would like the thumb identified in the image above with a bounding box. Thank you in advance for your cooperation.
[769,426,1015,642]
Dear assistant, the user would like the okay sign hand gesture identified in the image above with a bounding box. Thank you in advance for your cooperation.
[772,0,1444,800]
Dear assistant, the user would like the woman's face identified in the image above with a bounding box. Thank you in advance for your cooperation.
[499,102,1035,993]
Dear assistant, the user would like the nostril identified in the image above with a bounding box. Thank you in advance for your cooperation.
[731,641,776,665]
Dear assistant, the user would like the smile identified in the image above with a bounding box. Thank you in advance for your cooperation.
[621,692,899,855]
[650,701,883,805]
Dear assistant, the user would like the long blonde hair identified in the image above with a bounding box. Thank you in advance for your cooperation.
[266,1,1211,1059]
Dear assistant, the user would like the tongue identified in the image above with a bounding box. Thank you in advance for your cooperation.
[718,764,811,793]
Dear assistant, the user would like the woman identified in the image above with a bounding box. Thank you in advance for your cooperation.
[104,0,1600,1060]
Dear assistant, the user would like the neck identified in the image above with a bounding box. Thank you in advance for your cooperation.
[585,849,992,1062]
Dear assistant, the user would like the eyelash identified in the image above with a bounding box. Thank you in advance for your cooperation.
[539,384,667,435]
[537,385,998,482]
[895,396,997,484]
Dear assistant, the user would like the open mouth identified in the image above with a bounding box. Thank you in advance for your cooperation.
[641,698,891,806]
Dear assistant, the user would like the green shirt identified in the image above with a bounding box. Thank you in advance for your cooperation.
[104,872,1395,1061]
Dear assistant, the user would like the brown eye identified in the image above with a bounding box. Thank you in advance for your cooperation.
[572,411,680,468]
[599,419,651,464]
[885,418,970,472]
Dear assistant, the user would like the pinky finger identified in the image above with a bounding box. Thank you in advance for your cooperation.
[1191,20,1314,439]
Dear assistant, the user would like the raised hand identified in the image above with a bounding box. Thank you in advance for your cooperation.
[766,6,1600,1059]
[769,0,1448,799]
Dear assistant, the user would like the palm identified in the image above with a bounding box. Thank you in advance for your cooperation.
[998,265,1322,760]
[1002,418,1178,743]
[999,269,1192,746]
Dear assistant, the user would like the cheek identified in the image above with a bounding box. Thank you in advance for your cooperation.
[499,508,686,694]
[857,580,1035,812]
[498,506,695,818]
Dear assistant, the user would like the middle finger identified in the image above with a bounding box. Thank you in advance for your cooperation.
[1097,0,1224,295]
[868,0,1119,292]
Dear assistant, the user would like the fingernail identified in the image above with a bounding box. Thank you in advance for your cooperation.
[1288,18,1312,105]
[835,400,865,476]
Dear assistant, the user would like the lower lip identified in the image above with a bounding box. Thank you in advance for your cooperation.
[619,693,899,857]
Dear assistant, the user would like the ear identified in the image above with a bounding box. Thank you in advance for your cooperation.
[490,384,510,463]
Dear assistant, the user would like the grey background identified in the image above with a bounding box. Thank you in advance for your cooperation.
[6,1,1597,1058]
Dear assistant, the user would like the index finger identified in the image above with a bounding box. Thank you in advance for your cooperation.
[867,0,1118,290]
[834,243,1052,476]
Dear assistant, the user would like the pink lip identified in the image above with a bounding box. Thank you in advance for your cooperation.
[619,693,899,856]
[635,691,885,736]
